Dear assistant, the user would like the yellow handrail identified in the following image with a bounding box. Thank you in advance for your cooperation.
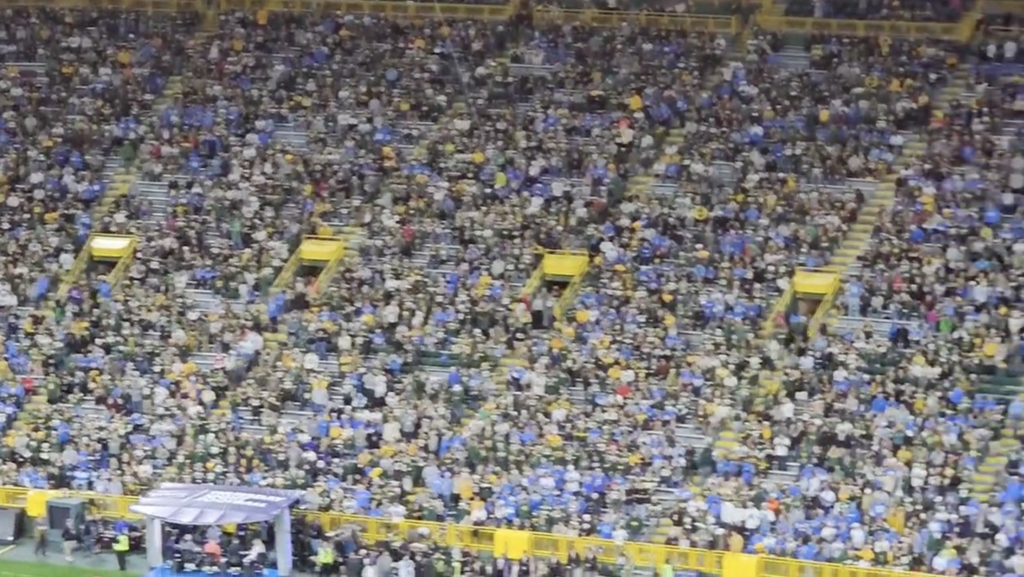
[553,271,586,319]
[312,253,344,299]
[270,249,303,294]
[518,266,545,302]
[56,245,91,300]
[760,284,793,340]
[107,237,139,291]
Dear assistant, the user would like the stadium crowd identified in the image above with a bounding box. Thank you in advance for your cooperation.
[1,4,1024,577]
[783,0,972,22]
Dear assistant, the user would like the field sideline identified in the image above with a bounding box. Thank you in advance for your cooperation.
[0,558,143,577]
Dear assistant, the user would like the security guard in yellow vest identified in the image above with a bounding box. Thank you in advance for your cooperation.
[112,532,130,571]
[316,542,335,576]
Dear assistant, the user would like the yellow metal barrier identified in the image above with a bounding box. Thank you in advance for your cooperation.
[760,557,934,577]
[534,7,739,32]
[0,0,511,18]
[685,0,772,12]
[0,486,943,577]
[756,13,977,41]
[225,0,511,19]
[0,0,201,9]
[984,0,1024,13]
[0,487,725,567]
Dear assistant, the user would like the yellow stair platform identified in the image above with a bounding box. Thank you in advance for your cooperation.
[271,235,360,295]
[56,234,139,299]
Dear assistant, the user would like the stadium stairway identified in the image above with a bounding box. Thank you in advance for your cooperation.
[626,36,737,202]
[823,69,972,276]
[92,76,184,221]
[722,68,977,471]
[807,65,1024,501]
[970,443,1010,503]
[122,101,185,223]
[274,122,315,224]
[823,179,896,272]
[134,179,172,223]
[88,154,139,230]
[957,52,1024,483]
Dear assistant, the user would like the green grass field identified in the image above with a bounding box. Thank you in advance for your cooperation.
[0,559,143,577]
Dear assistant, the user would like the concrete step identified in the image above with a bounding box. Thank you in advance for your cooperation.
[189,352,221,372]
[673,422,710,448]
[134,180,171,221]
[771,47,811,71]
[567,386,586,406]
[832,315,922,340]
[102,155,125,181]
[274,123,309,150]
[184,288,246,313]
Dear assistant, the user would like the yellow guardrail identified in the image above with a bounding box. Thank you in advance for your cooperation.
[0,0,201,9]
[518,266,545,302]
[312,255,344,299]
[984,0,1024,13]
[757,12,978,41]
[534,7,740,32]
[270,248,303,294]
[988,24,1024,37]
[107,237,140,291]
[0,0,757,29]
[761,558,933,577]
[760,284,793,340]
[553,271,586,320]
[230,0,511,19]
[0,489,939,577]
[0,0,512,18]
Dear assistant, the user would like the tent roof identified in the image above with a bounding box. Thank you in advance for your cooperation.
[128,483,305,526]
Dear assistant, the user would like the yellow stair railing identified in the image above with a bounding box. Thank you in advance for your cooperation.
[106,237,140,292]
[760,283,794,340]
[270,249,303,294]
[553,271,586,320]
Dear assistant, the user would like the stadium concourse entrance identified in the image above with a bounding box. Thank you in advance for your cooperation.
[130,484,305,577]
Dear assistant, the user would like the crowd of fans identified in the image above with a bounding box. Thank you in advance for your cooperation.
[783,0,972,22]
[2,4,1024,577]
